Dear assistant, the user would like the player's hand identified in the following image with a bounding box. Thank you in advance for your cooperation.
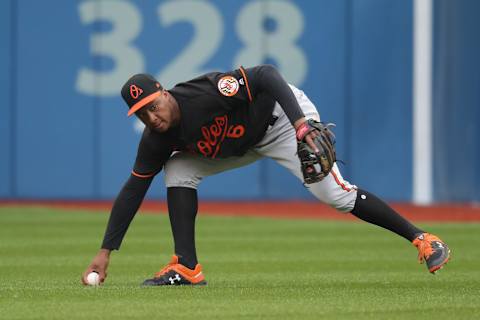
[294,118,321,153]
[303,131,321,154]
[81,249,111,285]
[295,118,337,184]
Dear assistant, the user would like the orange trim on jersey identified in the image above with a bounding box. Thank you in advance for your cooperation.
[131,170,155,178]
[331,169,352,192]
[127,91,161,116]
[239,66,252,102]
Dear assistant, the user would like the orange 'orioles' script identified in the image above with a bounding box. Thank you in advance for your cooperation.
[196,115,245,158]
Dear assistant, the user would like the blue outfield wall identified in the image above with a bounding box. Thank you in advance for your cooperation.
[433,0,480,202]
[15,1,97,198]
[0,0,476,201]
[348,0,413,200]
[0,0,12,197]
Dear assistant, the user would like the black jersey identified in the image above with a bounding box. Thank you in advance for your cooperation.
[102,64,305,250]
[172,68,277,158]
[132,65,303,178]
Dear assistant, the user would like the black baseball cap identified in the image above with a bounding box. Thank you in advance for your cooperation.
[121,74,162,116]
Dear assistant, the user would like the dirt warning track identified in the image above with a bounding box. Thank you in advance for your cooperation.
[1,200,480,222]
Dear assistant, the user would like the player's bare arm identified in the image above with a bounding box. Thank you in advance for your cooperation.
[82,249,110,285]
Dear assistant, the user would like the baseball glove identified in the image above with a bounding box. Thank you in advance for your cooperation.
[296,119,336,184]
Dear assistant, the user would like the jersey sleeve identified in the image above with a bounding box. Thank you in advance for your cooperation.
[101,174,153,250]
[209,68,254,104]
[132,129,173,178]
[101,129,174,250]
[237,64,305,125]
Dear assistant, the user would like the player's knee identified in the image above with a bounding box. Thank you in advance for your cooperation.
[163,158,202,189]
[319,189,357,213]
[330,198,356,213]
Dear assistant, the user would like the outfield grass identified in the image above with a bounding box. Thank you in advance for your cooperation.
[0,206,479,319]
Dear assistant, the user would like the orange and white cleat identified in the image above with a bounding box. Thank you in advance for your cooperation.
[412,233,451,274]
[142,255,206,286]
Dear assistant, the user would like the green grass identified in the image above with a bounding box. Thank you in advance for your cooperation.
[0,206,479,319]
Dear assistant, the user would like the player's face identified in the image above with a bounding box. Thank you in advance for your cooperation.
[136,90,180,133]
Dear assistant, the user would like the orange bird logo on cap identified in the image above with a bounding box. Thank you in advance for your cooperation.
[130,85,143,99]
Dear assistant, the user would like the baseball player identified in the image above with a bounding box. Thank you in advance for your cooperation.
[82,65,450,286]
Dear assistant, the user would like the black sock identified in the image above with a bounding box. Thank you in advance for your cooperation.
[350,189,424,242]
[167,187,198,269]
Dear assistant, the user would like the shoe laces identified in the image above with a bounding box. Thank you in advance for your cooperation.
[413,233,441,263]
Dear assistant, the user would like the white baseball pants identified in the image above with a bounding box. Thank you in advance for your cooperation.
[164,85,357,212]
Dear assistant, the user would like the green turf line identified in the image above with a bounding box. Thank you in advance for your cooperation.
[0,207,479,319]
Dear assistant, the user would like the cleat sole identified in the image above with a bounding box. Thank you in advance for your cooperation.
[428,250,451,274]
[142,281,207,287]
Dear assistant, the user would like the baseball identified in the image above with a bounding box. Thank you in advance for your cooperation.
[86,271,100,286]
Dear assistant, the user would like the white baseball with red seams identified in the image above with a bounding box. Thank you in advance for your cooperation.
[86,272,100,286]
